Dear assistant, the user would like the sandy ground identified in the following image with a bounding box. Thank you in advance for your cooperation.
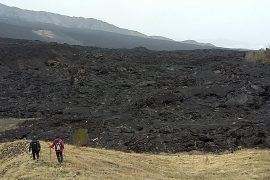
[0,118,38,132]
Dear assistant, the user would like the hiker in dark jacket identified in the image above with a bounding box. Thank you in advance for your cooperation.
[29,136,41,160]
[49,136,65,163]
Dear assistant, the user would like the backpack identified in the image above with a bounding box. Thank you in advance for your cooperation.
[55,139,62,151]
[32,140,39,151]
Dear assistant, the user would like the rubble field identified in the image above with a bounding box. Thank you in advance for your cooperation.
[0,38,269,152]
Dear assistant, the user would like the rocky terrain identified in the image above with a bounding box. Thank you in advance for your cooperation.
[0,38,269,152]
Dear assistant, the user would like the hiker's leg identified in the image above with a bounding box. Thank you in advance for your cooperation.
[36,151,40,159]
[32,152,36,160]
[56,152,61,163]
[60,151,63,163]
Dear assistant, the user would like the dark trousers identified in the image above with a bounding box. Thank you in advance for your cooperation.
[56,151,63,163]
[32,150,39,160]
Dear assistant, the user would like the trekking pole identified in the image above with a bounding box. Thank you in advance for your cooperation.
[50,147,51,161]
[63,151,65,163]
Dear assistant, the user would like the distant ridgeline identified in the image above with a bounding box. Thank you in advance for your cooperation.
[0,3,216,50]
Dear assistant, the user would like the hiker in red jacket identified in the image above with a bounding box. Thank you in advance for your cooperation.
[49,136,64,163]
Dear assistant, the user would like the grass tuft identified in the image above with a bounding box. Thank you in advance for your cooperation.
[245,48,270,63]
[72,128,89,147]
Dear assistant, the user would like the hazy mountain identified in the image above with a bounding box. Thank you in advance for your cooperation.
[0,3,216,50]
[182,40,215,47]
[149,36,174,41]
[0,3,147,38]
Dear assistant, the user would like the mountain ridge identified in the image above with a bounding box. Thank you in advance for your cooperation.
[0,18,216,50]
[0,3,147,38]
[0,3,216,49]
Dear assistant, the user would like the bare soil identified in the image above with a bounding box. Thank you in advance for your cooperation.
[0,118,38,132]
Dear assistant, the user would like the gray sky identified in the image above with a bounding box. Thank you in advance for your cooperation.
[0,0,269,49]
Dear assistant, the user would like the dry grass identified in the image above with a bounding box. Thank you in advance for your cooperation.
[0,140,269,180]
[245,48,270,63]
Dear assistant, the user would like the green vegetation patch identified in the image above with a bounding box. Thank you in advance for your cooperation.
[72,128,89,147]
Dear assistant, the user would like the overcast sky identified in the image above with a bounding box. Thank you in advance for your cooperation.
[0,0,269,49]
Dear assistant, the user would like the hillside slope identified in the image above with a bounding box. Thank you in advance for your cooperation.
[0,3,146,38]
[0,3,216,50]
[0,19,215,51]
[0,140,269,179]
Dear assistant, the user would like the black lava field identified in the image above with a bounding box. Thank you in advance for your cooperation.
[0,38,269,153]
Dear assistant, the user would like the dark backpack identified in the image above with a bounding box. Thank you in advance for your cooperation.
[31,140,40,151]
[55,139,62,151]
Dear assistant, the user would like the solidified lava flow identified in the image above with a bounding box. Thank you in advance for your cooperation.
[0,38,269,152]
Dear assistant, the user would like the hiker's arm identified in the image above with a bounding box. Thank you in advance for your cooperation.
[37,141,41,151]
[49,140,55,148]
[61,141,64,149]
[29,142,32,152]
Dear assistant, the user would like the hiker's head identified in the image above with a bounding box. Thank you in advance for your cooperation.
[33,136,37,140]
[56,136,60,139]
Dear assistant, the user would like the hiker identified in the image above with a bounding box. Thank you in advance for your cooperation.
[29,136,41,160]
[49,136,65,163]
